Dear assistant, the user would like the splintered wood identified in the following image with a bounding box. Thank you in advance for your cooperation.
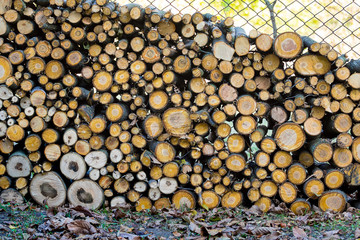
[0,0,360,214]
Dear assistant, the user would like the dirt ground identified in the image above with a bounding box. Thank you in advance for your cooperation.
[1,202,360,239]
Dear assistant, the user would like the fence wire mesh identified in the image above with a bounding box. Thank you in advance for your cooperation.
[118,0,360,59]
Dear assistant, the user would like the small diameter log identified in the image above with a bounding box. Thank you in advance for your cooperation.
[309,139,333,162]
[303,178,324,199]
[150,141,175,163]
[29,172,67,207]
[159,177,178,194]
[143,115,163,138]
[200,190,220,209]
[7,152,32,178]
[67,179,104,209]
[172,190,196,209]
[324,170,344,189]
[274,123,305,152]
[279,182,297,204]
[85,150,108,169]
[290,199,311,215]
[221,191,242,208]
[60,152,87,180]
[287,163,307,185]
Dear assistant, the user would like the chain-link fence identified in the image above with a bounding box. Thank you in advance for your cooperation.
[119,0,360,59]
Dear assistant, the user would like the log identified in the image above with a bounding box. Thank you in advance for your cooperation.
[318,190,347,212]
[274,123,306,152]
[0,188,24,204]
[60,152,87,180]
[7,152,31,178]
[274,32,303,59]
[67,179,104,209]
[29,172,67,207]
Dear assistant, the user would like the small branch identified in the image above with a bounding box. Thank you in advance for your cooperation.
[263,0,277,38]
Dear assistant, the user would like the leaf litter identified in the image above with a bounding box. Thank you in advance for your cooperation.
[1,203,360,239]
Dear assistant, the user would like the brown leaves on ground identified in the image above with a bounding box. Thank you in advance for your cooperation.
[293,226,308,239]
[67,220,97,235]
[1,203,360,239]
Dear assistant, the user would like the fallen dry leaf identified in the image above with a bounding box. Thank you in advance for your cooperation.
[250,227,277,235]
[189,221,202,235]
[322,229,340,237]
[117,232,141,240]
[0,224,10,231]
[173,231,182,237]
[355,228,360,238]
[293,226,307,239]
[261,231,281,240]
[245,205,263,216]
[67,220,97,235]
[49,214,73,230]
[205,227,226,236]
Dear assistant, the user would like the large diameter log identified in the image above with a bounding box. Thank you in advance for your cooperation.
[149,90,169,111]
[352,137,360,163]
[254,197,272,213]
[235,35,250,56]
[162,108,192,137]
[318,190,347,213]
[106,103,128,122]
[303,178,324,199]
[17,20,35,35]
[67,179,104,209]
[29,172,67,207]
[287,163,307,185]
[93,71,112,92]
[274,123,305,152]
[294,55,331,76]
[274,32,302,59]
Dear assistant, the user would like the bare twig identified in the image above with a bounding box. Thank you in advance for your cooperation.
[263,0,278,38]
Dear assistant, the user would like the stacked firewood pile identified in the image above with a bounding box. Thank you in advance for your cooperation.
[0,0,360,214]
